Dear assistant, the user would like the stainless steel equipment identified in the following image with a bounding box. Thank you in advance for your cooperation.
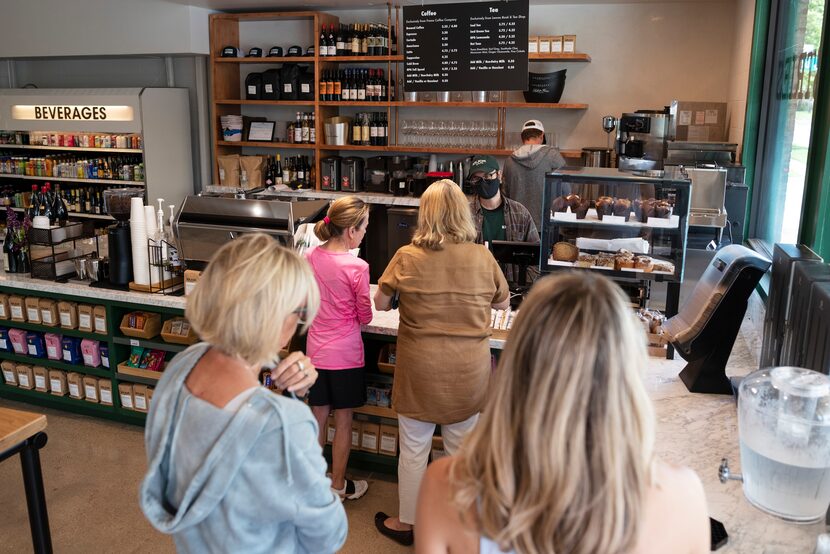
[174,195,328,268]
[616,109,671,172]
[602,115,617,150]
[581,147,613,168]
[685,167,728,228]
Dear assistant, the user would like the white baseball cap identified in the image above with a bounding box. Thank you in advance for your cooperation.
[522,120,545,133]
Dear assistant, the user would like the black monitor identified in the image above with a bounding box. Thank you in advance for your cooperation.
[488,240,540,288]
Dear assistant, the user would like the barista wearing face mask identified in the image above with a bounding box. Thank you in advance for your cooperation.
[467,155,539,286]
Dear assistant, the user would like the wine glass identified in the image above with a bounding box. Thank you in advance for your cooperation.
[400,120,412,145]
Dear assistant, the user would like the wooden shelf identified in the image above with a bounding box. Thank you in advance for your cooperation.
[317,144,390,151]
[319,101,391,106]
[0,351,111,379]
[7,207,114,221]
[561,150,582,159]
[217,141,316,149]
[354,404,396,419]
[500,102,588,109]
[529,53,591,62]
[215,57,315,64]
[214,99,314,106]
[0,144,142,154]
[390,101,500,108]
[113,336,186,354]
[322,55,403,62]
[0,174,144,186]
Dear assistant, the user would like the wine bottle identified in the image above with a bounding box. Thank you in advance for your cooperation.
[391,25,397,56]
[320,24,328,57]
[336,24,346,56]
[368,24,377,56]
[294,112,303,143]
[281,155,290,185]
[264,155,274,187]
[3,226,14,272]
[275,154,283,185]
[333,71,342,101]
[350,24,360,55]
[301,114,311,144]
[360,24,369,55]
[310,113,316,144]
[357,70,366,101]
[327,25,337,57]
[351,115,361,145]
[52,183,69,226]
[361,113,370,146]
[28,185,39,219]
[297,155,306,187]
[85,187,92,213]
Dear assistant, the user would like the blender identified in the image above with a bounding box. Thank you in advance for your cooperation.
[103,188,144,287]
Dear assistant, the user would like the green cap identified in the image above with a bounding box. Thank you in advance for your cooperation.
[467,155,500,178]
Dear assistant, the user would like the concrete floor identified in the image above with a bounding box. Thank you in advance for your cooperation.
[0,399,410,554]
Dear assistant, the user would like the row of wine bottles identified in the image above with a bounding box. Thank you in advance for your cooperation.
[351,113,389,147]
[263,155,315,190]
[319,23,397,57]
[320,69,392,102]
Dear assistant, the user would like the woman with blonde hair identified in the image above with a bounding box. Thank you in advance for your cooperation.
[416,273,710,554]
[140,233,348,553]
[306,195,372,501]
[374,179,510,545]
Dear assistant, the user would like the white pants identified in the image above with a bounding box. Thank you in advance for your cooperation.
[397,412,479,525]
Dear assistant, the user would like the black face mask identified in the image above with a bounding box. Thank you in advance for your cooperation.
[477,177,500,199]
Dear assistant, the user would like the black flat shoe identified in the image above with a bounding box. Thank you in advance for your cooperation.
[374,511,414,546]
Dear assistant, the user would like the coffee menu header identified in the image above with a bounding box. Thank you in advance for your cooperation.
[404,0,529,92]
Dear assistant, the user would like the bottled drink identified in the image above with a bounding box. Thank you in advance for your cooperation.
[264,155,274,187]
[301,114,311,144]
[28,184,40,219]
[320,71,328,101]
[3,225,14,272]
[310,113,316,144]
[368,24,378,56]
[96,192,103,215]
[294,112,303,143]
[333,72,342,101]
[320,24,328,57]
[357,71,366,101]
[351,115,362,145]
[52,184,69,226]
[391,25,397,55]
[40,184,53,223]
[360,24,369,55]
[281,155,290,185]
[274,154,283,185]
[297,155,306,187]
[327,25,337,57]
[336,24,346,56]
[350,24,360,55]
[361,113,371,146]
[85,188,92,213]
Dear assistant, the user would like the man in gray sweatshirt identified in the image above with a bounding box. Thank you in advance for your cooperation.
[502,120,567,230]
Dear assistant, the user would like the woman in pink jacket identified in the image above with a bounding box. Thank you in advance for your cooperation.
[306,196,372,500]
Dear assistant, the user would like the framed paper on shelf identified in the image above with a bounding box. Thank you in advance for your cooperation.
[247,121,276,142]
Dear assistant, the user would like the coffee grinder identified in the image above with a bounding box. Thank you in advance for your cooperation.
[103,188,144,287]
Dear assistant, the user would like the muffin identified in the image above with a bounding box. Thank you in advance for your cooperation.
[552,241,579,262]
[641,198,655,222]
[613,198,631,221]
[551,195,568,214]
[575,199,593,220]
[595,196,614,220]
[654,201,672,218]
[632,199,643,221]
[565,194,581,212]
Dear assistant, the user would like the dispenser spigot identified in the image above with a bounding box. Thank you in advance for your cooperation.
[718,458,743,484]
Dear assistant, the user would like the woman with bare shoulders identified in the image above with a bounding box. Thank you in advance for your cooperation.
[416,272,710,554]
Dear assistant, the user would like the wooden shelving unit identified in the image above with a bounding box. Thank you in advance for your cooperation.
[209,9,593,190]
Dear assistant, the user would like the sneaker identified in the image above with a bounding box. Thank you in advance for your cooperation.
[332,478,368,500]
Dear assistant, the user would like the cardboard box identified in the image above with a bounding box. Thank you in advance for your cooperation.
[2,360,18,385]
[133,384,148,412]
[118,383,134,410]
[66,372,84,399]
[551,35,563,53]
[146,387,154,408]
[38,299,59,327]
[82,376,99,403]
[670,100,728,142]
[9,295,25,322]
[562,34,576,53]
[16,364,34,390]
[360,422,380,453]
[98,378,113,406]
[528,36,539,53]
[379,424,399,456]
[48,370,66,396]
[33,366,49,392]
[0,293,10,320]
[25,297,41,324]
[351,421,361,449]
[58,301,78,329]
[77,305,93,332]
[184,270,201,296]
[93,305,107,335]
[326,415,336,444]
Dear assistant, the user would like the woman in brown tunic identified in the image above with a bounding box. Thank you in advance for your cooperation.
[373,179,509,545]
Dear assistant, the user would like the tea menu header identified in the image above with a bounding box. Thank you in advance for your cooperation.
[403,0,529,92]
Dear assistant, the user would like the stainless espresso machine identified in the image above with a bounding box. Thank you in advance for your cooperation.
[616,109,672,172]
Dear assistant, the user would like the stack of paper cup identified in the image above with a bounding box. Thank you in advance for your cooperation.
[220,115,244,142]
[130,198,150,286]
[144,205,160,285]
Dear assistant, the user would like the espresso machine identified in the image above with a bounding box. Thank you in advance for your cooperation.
[616,108,671,172]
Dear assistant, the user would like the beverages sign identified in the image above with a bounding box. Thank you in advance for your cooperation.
[11,105,134,121]
[404,0,529,92]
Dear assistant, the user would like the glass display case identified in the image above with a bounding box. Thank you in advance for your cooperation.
[541,167,691,282]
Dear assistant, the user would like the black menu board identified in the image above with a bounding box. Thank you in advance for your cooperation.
[404,0,529,92]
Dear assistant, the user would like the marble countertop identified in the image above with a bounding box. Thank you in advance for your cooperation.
[256,189,421,207]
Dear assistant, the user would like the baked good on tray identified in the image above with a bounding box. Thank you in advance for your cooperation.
[652,260,675,273]
[632,198,643,221]
[633,255,654,272]
[565,194,581,212]
[551,195,568,213]
[552,241,579,262]
[575,199,593,220]
[593,253,615,269]
[575,253,596,268]
[613,198,631,221]
[614,249,635,270]
[595,196,614,220]
[654,200,672,218]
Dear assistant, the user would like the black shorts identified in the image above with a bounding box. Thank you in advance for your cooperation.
[308,367,366,409]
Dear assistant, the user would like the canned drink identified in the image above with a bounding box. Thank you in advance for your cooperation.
[264,373,272,389]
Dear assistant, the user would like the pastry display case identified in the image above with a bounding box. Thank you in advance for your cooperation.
[541,167,691,283]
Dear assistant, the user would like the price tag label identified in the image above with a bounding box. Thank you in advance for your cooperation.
[50,378,63,393]
[35,375,46,389]
[19,374,30,387]
[84,384,98,400]
[100,389,113,404]
[27,308,40,321]
[68,383,80,397]
[120,393,133,409]
[130,339,140,347]
[60,313,72,327]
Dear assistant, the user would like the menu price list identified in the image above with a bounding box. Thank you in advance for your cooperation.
[404,0,529,92]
